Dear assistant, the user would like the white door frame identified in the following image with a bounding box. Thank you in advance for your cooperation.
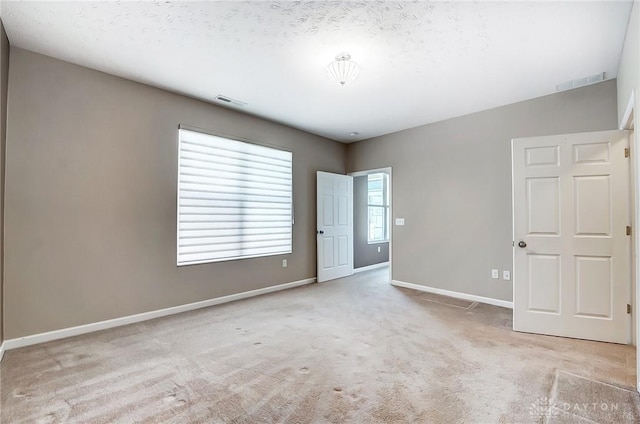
[348,167,393,282]
[620,91,638,392]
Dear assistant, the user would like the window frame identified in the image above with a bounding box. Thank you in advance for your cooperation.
[367,172,389,244]
[176,125,293,266]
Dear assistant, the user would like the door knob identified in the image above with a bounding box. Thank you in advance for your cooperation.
[317,230,324,234]
[518,241,527,248]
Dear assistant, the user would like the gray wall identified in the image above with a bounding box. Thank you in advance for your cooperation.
[347,80,619,302]
[353,175,389,268]
[0,19,8,344]
[4,48,347,339]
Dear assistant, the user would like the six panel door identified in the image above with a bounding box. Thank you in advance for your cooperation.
[512,130,631,344]
[317,171,354,282]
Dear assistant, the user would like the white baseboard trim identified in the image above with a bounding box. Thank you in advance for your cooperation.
[0,341,5,362]
[3,277,316,351]
[391,280,513,309]
[354,262,389,274]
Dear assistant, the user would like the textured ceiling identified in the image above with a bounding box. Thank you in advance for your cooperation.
[0,1,634,142]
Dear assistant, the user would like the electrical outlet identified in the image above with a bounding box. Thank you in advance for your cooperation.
[491,269,499,279]
[282,259,287,268]
[377,246,381,253]
[503,270,511,281]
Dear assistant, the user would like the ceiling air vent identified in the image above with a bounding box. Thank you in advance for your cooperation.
[556,72,605,92]
[215,95,247,107]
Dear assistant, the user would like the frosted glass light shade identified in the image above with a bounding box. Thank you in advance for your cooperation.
[326,53,360,86]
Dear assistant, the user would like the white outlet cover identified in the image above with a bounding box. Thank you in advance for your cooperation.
[395,218,405,226]
[282,259,287,267]
[491,269,499,279]
[503,270,511,280]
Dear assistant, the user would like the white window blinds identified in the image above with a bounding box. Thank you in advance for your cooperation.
[177,128,293,266]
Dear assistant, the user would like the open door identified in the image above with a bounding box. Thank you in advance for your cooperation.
[512,130,632,344]
[317,171,353,282]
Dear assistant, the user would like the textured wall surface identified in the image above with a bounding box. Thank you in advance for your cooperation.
[4,48,346,339]
[1,1,630,142]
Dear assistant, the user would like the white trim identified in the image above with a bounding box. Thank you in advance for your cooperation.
[511,137,517,324]
[349,168,391,178]
[354,262,389,273]
[348,167,393,284]
[391,280,513,309]
[621,92,635,130]
[0,342,5,362]
[388,168,393,283]
[3,277,315,351]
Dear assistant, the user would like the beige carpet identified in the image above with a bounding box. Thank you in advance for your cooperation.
[1,268,638,423]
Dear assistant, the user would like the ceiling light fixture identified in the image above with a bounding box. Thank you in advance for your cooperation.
[326,53,360,86]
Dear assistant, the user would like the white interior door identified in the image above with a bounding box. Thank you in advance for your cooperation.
[317,171,353,282]
[513,130,631,344]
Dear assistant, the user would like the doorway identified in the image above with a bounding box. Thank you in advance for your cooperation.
[349,168,392,283]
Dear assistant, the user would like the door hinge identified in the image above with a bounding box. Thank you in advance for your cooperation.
[627,226,632,236]
[625,148,630,158]
[627,304,632,314]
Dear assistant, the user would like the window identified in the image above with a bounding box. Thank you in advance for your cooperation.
[177,128,292,266]
[367,173,389,243]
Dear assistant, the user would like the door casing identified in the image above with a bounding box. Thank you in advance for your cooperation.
[349,167,393,282]
[619,91,638,391]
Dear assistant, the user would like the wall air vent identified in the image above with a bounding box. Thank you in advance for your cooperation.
[556,72,605,92]
[215,95,247,107]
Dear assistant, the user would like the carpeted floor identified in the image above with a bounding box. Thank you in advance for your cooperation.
[1,268,638,423]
